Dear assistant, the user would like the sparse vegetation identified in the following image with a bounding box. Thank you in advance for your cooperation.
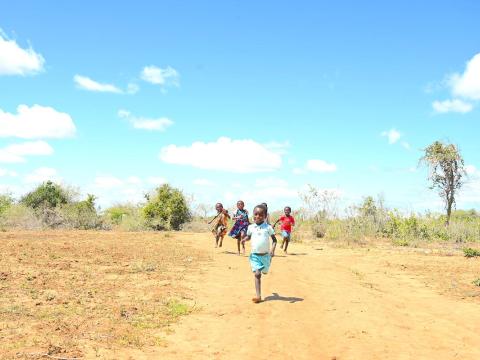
[0,231,207,358]
[421,141,466,226]
[463,247,480,258]
[143,184,191,231]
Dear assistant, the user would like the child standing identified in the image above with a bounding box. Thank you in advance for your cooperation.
[209,203,230,248]
[242,204,277,303]
[273,206,295,254]
[228,200,250,255]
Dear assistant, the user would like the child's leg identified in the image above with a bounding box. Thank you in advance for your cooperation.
[284,237,290,253]
[240,231,246,254]
[219,235,224,247]
[215,234,220,247]
[236,237,241,255]
[254,270,262,300]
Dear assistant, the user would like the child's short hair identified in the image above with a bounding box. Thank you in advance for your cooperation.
[285,206,292,211]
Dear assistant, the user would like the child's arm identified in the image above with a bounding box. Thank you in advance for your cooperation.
[270,235,277,256]
[241,234,251,244]
[272,218,280,228]
[242,225,252,244]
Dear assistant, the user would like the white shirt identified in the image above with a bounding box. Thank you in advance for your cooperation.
[247,222,275,254]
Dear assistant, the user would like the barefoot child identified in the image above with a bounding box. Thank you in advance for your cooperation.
[242,204,277,303]
[273,206,295,254]
[209,203,230,248]
[228,200,250,255]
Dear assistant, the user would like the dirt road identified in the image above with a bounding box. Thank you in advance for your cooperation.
[160,234,480,360]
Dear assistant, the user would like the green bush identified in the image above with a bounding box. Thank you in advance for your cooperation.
[143,184,191,231]
[21,181,72,210]
[463,248,480,258]
[0,194,13,215]
[103,204,146,231]
[60,194,101,229]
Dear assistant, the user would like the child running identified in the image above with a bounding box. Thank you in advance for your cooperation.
[261,202,271,224]
[273,206,295,254]
[241,204,277,303]
[209,203,230,248]
[228,200,250,255]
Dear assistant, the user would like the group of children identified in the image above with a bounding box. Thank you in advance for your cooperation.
[209,201,295,303]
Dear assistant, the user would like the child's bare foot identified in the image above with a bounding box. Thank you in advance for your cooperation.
[251,297,262,303]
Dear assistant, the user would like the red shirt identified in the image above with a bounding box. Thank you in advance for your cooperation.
[279,215,295,232]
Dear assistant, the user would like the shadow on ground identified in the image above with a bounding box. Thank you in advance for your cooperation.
[264,292,304,303]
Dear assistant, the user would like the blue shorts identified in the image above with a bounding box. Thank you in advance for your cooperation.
[249,253,271,274]
[281,230,291,239]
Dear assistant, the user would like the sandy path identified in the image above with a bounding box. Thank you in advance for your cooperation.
[160,234,480,360]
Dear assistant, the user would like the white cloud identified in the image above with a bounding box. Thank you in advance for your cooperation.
[94,176,124,189]
[432,99,473,114]
[193,178,214,186]
[292,167,307,175]
[118,109,173,132]
[255,177,289,188]
[88,175,168,208]
[141,65,179,87]
[0,31,45,76]
[432,53,480,113]
[0,141,53,163]
[0,104,76,139]
[225,180,298,209]
[459,164,480,204]
[264,141,290,155]
[465,165,477,175]
[450,53,480,100]
[0,168,17,177]
[147,176,167,186]
[402,142,411,150]
[159,137,283,173]
[126,176,142,185]
[127,83,140,94]
[74,75,122,93]
[381,128,401,144]
[306,159,337,173]
[24,167,59,184]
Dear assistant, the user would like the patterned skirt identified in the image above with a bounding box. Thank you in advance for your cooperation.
[228,220,249,238]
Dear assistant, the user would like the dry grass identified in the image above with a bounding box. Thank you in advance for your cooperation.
[0,231,209,359]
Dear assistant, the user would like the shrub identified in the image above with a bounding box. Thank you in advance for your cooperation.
[0,194,13,215]
[60,194,101,229]
[473,278,480,287]
[103,204,146,231]
[463,248,480,258]
[311,223,326,238]
[143,184,191,231]
[0,204,42,230]
[21,181,72,210]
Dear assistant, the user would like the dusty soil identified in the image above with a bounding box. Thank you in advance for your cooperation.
[161,235,480,360]
[0,231,208,359]
[1,231,480,359]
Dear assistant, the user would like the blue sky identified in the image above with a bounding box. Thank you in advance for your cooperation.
[1,1,479,213]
